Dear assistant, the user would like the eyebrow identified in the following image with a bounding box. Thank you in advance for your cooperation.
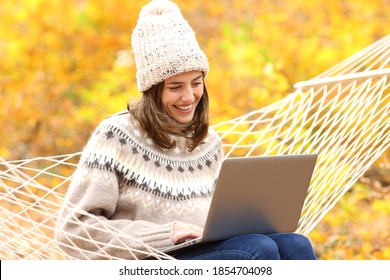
[166,74,203,85]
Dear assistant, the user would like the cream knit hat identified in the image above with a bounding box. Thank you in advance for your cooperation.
[131,0,209,93]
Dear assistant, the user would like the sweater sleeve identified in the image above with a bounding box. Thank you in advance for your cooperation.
[55,122,175,260]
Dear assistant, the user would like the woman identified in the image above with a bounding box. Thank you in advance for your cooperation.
[55,0,316,260]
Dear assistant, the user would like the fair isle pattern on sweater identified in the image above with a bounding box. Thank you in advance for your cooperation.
[83,111,223,201]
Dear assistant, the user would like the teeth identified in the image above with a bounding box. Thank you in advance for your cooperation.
[175,104,192,110]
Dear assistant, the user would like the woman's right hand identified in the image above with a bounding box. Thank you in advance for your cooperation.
[171,221,203,244]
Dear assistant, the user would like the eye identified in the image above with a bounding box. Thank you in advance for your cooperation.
[192,82,203,87]
[169,86,181,91]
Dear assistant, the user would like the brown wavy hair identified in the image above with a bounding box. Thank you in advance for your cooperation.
[128,79,209,152]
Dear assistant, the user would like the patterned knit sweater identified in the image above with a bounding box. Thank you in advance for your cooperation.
[55,111,224,260]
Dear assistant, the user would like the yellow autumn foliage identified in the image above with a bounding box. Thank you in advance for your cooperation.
[1,0,389,259]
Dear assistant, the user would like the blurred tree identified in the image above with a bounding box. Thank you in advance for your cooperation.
[1,0,390,260]
[1,0,389,159]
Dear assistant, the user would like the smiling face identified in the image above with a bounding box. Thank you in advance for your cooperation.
[161,71,204,124]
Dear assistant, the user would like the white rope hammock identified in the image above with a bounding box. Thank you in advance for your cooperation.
[1,35,390,260]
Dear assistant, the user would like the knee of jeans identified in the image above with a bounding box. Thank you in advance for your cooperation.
[290,234,313,248]
[240,234,281,260]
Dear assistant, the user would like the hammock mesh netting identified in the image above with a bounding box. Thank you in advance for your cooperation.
[1,35,390,259]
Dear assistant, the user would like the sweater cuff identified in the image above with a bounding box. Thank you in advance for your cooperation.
[139,221,175,252]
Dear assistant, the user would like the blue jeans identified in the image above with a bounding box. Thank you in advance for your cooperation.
[174,233,317,260]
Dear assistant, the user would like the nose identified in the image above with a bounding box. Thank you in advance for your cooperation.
[181,86,195,103]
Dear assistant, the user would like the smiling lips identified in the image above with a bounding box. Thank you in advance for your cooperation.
[174,104,193,112]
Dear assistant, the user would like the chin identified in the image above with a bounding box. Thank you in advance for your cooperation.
[171,114,195,124]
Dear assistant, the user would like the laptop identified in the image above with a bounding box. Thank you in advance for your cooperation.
[160,154,318,256]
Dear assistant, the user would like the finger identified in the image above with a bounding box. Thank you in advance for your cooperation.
[171,225,203,244]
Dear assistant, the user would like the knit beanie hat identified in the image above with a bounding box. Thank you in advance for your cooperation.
[131,0,209,93]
